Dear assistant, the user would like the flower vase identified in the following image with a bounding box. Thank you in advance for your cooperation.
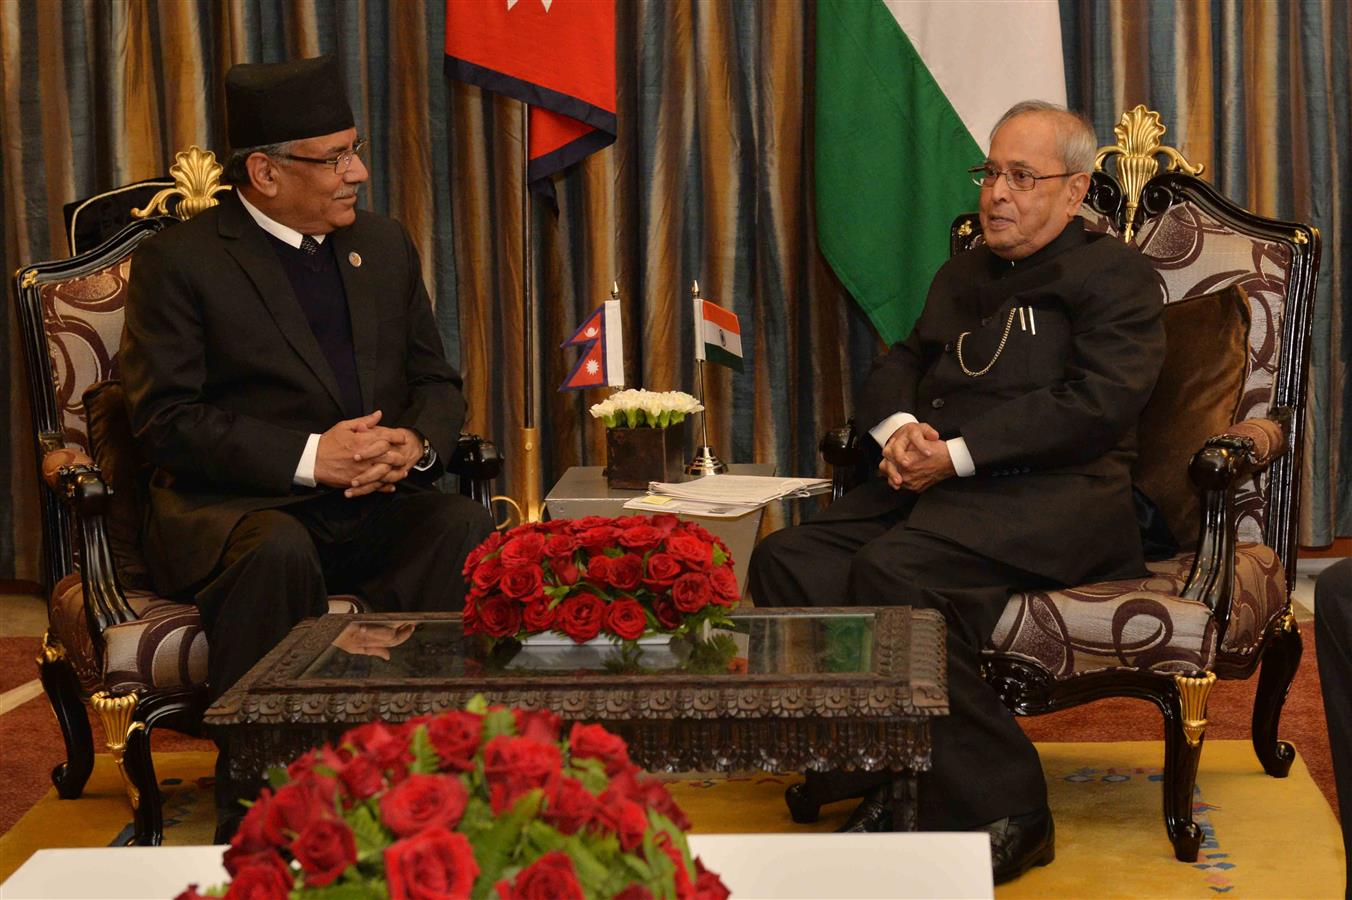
[605,424,685,489]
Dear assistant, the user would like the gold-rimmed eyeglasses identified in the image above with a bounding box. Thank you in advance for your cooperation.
[278,138,368,175]
[968,163,1074,191]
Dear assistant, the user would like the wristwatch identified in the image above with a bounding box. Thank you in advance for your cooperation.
[413,434,437,472]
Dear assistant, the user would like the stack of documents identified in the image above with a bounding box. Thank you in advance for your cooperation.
[622,474,831,518]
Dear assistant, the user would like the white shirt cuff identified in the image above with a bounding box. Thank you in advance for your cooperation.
[947,437,975,477]
[869,412,918,448]
[293,433,321,487]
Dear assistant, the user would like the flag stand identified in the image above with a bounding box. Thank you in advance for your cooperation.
[685,280,727,477]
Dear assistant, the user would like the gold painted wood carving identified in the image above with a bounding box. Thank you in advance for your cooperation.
[133,146,231,221]
[1173,671,1217,748]
[1094,106,1204,243]
[91,691,146,809]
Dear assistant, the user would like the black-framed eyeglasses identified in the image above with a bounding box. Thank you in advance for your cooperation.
[277,138,368,175]
[968,163,1074,191]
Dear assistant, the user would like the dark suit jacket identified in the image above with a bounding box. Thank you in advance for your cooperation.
[832,220,1166,587]
[120,191,465,595]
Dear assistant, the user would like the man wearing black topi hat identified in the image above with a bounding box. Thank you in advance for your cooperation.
[120,55,494,838]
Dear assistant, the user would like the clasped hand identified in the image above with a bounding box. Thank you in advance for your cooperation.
[314,410,422,497]
[880,421,955,493]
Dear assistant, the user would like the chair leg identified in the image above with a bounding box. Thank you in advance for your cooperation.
[37,635,94,799]
[1161,671,1216,863]
[1252,610,1302,778]
[91,691,163,845]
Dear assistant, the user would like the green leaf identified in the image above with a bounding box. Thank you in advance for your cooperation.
[347,803,389,859]
[473,791,542,886]
[408,725,438,775]
[567,757,609,794]
[465,694,490,715]
[265,766,289,790]
[712,544,727,567]
[292,879,384,900]
[482,708,516,740]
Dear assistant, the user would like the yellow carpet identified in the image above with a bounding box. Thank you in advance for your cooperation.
[0,742,1343,898]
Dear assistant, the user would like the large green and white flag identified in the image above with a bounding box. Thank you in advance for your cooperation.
[815,0,1066,345]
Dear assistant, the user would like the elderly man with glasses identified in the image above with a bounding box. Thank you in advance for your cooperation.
[749,100,1166,884]
[120,55,493,839]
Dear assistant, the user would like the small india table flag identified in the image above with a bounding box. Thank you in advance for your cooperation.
[694,297,743,371]
[559,298,624,391]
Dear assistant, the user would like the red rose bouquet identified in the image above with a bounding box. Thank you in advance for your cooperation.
[179,699,730,900]
[462,515,739,644]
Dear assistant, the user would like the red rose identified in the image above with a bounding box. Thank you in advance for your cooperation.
[175,887,209,900]
[462,594,480,631]
[522,599,559,632]
[462,531,504,576]
[544,533,580,558]
[496,850,584,900]
[568,722,633,776]
[634,776,691,830]
[293,818,356,887]
[426,711,483,771]
[708,567,739,607]
[651,513,680,535]
[583,554,610,585]
[578,525,622,551]
[652,595,684,630]
[557,593,606,643]
[605,553,643,591]
[263,776,334,844]
[551,558,580,586]
[694,858,732,900]
[575,515,611,529]
[227,790,274,857]
[598,788,649,851]
[385,827,479,900]
[512,707,563,743]
[471,555,505,591]
[643,552,682,589]
[223,851,293,900]
[613,886,655,900]
[336,753,385,801]
[345,722,413,776]
[655,836,695,900]
[500,565,544,601]
[671,573,713,613]
[542,776,598,835]
[478,596,523,638]
[500,532,546,568]
[380,773,470,836]
[604,597,648,641]
[666,534,712,571]
[483,734,562,814]
[619,524,664,554]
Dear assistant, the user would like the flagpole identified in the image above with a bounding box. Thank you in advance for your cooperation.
[685,279,727,477]
[519,102,543,522]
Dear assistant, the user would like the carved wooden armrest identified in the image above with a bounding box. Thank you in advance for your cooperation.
[449,433,504,509]
[50,461,138,637]
[820,420,868,502]
[1183,409,1290,639]
[42,447,94,489]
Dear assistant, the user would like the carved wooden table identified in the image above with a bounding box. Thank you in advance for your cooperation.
[205,607,947,829]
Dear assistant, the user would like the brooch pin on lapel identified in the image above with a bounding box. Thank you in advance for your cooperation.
[348,251,362,268]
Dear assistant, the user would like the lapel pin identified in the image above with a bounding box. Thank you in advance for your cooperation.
[348,251,362,268]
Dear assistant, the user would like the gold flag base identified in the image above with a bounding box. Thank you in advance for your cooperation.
[685,444,728,477]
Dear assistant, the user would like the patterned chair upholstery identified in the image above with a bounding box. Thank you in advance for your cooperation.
[819,107,1321,862]
[14,147,502,846]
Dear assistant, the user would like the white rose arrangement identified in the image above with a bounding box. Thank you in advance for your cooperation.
[589,389,703,428]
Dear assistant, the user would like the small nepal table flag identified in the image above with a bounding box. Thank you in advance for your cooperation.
[694,296,743,371]
[559,294,624,391]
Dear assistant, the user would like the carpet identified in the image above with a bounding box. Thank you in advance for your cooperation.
[0,742,1342,898]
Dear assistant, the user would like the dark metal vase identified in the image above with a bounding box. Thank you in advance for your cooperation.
[605,425,685,489]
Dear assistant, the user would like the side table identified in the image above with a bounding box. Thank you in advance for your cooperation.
[545,464,774,595]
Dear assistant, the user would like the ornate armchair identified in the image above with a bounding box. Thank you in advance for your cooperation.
[816,107,1320,861]
[14,148,503,845]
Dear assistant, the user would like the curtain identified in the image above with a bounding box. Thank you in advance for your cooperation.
[1060,0,1351,544]
[1,0,1346,583]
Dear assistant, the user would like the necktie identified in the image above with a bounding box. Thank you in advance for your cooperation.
[300,235,320,255]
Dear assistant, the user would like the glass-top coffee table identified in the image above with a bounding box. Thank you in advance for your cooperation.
[205,607,947,828]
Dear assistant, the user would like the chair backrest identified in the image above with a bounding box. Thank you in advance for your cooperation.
[949,106,1320,591]
[13,147,231,593]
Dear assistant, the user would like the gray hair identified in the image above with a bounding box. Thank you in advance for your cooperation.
[222,140,295,186]
[990,100,1097,174]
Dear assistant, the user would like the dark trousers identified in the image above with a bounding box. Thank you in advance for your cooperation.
[747,501,1050,830]
[195,487,494,826]
[1314,558,1352,899]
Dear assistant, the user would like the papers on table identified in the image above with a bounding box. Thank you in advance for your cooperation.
[621,474,831,518]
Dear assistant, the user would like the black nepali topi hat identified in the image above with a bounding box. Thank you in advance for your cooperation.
[226,55,355,148]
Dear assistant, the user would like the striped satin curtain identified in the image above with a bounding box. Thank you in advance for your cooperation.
[1060,0,1351,544]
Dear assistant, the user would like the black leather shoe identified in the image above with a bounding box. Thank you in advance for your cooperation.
[984,808,1055,884]
[836,787,893,833]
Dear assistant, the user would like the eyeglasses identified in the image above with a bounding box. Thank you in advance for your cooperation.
[277,138,368,175]
[968,163,1074,191]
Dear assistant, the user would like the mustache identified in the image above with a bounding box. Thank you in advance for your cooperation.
[333,187,360,200]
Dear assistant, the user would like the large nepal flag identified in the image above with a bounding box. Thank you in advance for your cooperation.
[815,0,1066,345]
[445,0,617,194]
